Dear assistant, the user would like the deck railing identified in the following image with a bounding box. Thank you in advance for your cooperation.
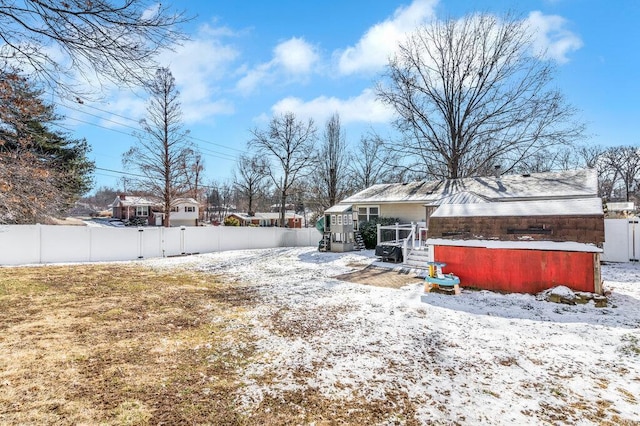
[376,222,428,261]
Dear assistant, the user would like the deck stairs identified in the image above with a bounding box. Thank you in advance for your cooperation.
[404,246,431,270]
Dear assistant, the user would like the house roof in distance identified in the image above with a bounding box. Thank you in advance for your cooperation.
[110,196,199,208]
[110,195,157,208]
[230,212,303,221]
[340,169,598,205]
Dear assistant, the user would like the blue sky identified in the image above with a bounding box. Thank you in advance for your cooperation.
[56,0,640,192]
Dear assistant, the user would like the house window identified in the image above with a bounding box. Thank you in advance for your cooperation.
[185,206,196,213]
[358,206,379,223]
[170,206,179,212]
[136,206,149,217]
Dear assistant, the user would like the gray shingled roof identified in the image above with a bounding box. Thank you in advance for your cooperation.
[340,169,597,205]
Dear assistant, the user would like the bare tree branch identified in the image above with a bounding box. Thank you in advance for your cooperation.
[249,112,317,227]
[122,67,193,226]
[233,153,270,215]
[377,13,585,179]
[0,0,189,95]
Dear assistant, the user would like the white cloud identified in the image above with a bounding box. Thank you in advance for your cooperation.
[236,37,319,95]
[526,11,582,63]
[271,88,394,125]
[157,27,239,122]
[236,63,272,95]
[337,0,438,75]
[274,37,320,74]
[86,22,240,126]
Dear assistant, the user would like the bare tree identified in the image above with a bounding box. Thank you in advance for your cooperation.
[599,146,640,201]
[207,179,235,222]
[233,154,270,215]
[0,0,188,94]
[123,68,192,227]
[348,133,404,191]
[377,13,584,179]
[311,113,350,211]
[182,150,205,220]
[512,146,583,174]
[250,112,317,227]
[576,144,605,169]
[185,152,204,199]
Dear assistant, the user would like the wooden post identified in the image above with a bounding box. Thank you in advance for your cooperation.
[593,252,603,295]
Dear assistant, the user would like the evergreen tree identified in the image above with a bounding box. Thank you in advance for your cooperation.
[0,72,94,223]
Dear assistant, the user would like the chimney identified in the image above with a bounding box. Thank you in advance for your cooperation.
[494,165,501,178]
[119,194,126,200]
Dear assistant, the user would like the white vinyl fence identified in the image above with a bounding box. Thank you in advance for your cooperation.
[0,225,322,266]
[602,218,640,263]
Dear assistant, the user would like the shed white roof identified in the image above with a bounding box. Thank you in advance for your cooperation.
[425,238,602,253]
[431,198,603,218]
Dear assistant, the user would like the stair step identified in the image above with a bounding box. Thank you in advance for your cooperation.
[404,247,430,269]
[404,260,429,269]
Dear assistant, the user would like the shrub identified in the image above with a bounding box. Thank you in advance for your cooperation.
[358,217,401,249]
[224,216,240,226]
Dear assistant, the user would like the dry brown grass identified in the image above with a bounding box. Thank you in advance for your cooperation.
[0,263,426,425]
[0,264,257,425]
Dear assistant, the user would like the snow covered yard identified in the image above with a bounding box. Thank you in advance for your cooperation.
[146,247,640,425]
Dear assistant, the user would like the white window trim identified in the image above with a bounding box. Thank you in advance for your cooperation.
[357,205,380,222]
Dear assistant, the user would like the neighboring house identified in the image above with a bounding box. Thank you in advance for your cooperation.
[606,201,635,217]
[169,198,200,227]
[111,195,162,226]
[226,212,303,228]
[330,169,605,294]
[110,195,199,226]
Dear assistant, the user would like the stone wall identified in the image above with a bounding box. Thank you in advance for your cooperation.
[428,215,604,245]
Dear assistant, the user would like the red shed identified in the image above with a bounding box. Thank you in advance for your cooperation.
[426,197,604,294]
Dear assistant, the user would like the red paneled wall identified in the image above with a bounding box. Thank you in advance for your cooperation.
[434,245,598,294]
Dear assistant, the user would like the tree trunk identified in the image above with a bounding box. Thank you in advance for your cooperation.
[280,190,287,227]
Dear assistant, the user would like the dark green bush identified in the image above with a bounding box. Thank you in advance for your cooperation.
[358,217,401,249]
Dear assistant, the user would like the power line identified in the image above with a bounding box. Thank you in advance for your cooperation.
[94,167,233,190]
[62,115,239,162]
[59,98,246,153]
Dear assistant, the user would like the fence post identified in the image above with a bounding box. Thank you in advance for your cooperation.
[138,228,144,259]
[38,223,42,264]
[377,224,381,246]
